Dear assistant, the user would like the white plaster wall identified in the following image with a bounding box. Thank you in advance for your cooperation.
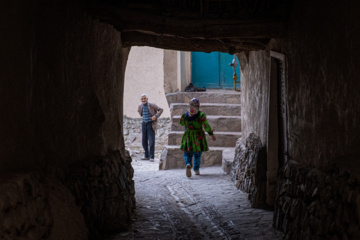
[164,50,178,94]
[238,50,269,146]
[124,47,171,118]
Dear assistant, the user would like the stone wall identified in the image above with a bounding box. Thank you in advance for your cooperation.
[0,0,134,238]
[232,134,268,209]
[60,150,135,238]
[123,116,171,157]
[274,161,360,239]
[0,172,87,240]
[0,151,136,240]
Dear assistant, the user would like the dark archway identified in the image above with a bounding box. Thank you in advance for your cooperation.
[85,0,287,53]
[2,1,360,239]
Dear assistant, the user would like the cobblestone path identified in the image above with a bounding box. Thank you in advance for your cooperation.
[107,158,284,240]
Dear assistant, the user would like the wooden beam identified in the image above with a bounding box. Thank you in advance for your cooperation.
[121,31,269,53]
[89,7,285,39]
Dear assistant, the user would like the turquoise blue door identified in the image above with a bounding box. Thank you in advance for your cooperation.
[191,52,240,89]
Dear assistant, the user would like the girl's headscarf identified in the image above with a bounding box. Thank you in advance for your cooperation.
[188,98,200,116]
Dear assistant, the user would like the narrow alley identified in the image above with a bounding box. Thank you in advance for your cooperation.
[107,158,284,240]
[3,1,360,239]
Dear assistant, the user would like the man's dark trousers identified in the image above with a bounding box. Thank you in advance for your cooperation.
[142,121,155,159]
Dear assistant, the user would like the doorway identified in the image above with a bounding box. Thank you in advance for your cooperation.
[191,52,240,89]
[267,51,288,207]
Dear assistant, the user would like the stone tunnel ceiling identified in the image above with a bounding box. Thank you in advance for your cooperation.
[85,0,288,53]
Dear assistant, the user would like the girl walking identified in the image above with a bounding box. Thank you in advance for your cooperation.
[180,98,216,177]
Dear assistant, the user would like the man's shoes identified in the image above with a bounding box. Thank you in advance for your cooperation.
[194,170,200,175]
[141,157,150,160]
[184,83,207,92]
[186,164,192,177]
[195,87,206,92]
[150,158,154,162]
[184,83,195,92]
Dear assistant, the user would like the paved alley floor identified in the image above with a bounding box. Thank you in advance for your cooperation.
[107,158,284,240]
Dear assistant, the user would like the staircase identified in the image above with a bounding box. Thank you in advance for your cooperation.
[159,90,241,171]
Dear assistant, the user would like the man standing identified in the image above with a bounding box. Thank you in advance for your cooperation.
[138,94,163,162]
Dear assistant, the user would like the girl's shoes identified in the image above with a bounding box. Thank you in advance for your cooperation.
[186,164,192,177]
[194,170,200,175]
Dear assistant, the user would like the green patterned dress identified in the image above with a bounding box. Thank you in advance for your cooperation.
[180,112,214,152]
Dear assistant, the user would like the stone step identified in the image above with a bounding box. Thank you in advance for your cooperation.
[166,91,241,106]
[167,131,241,147]
[170,103,241,117]
[159,145,234,170]
[171,115,241,132]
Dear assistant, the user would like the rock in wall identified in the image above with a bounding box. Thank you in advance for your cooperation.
[232,133,268,209]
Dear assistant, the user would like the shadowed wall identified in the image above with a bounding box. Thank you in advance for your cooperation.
[238,1,360,238]
[0,0,134,238]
